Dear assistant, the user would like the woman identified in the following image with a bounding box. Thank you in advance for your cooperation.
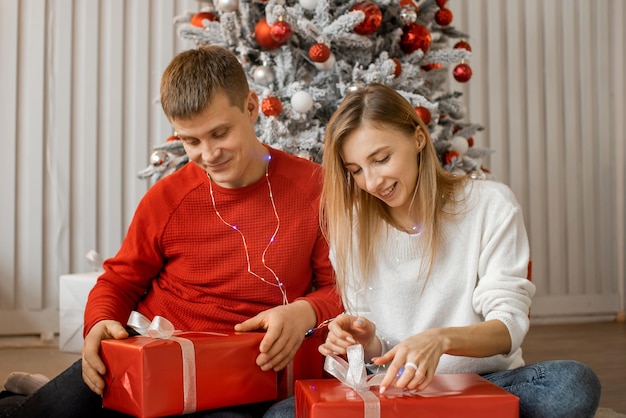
[314,83,600,418]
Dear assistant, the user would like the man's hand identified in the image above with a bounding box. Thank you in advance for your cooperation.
[234,300,316,372]
[81,320,129,395]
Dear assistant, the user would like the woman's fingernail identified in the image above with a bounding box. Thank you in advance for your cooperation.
[379,385,386,394]
[347,336,356,343]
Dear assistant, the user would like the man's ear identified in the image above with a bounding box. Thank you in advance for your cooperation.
[246,91,259,116]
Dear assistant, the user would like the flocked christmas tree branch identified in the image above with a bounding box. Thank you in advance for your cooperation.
[140,0,490,183]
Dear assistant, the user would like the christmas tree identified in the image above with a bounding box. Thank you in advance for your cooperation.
[139,0,489,183]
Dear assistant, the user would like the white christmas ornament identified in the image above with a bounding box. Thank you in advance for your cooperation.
[150,150,169,166]
[218,0,239,13]
[347,81,366,93]
[450,136,469,155]
[253,65,274,85]
[299,0,317,11]
[313,52,335,70]
[291,91,314,113]
[400,6,418,24]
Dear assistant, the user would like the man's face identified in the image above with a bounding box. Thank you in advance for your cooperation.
[172,91,263,188]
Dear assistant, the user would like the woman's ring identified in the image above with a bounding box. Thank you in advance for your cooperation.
[404,361,418,371]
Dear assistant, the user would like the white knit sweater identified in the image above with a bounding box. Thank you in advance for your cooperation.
[339,179,536,375]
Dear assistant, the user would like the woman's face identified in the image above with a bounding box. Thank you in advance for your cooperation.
[340,124,421,213]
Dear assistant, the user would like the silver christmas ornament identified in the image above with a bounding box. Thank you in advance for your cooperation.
[85,249,104,270]
[253,65,274,85]
[470,169,487,180]
[217,0,239,13]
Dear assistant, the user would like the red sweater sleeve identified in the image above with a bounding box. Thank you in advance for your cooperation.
[83,175,180,333]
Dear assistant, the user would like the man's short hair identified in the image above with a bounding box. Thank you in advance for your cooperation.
[160,45,249,121]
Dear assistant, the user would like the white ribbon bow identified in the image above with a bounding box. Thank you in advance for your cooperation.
[126,311,197,414]
[324,344,385,418]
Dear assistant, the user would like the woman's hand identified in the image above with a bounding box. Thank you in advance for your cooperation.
[373,320,511,394]
[372,328,448,394]
[318,314,381,361]
[319,318,447,394]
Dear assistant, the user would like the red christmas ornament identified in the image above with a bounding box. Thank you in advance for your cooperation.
[351,2,383,36]
[435,7,453,26]
[399,23,432,54]
[454,40,472,51]
[309,43,331,63]
[421,63,442,71]
[391,58,402,77]
[261,96,283,117]
[190,12,219,27]
[166,135,180,142]
[467,137,475,147]
[415,106,432,125]
[436,0,448,7]
[443,150,460,165]
[270,20,292,43]
[255,18,283,50]
[453,63,473,82]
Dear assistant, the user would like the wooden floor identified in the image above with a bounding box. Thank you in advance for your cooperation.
[522,320,626,413]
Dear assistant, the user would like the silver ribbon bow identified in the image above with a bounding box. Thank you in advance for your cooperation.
[127,311,197,414]
[324,344,385,418]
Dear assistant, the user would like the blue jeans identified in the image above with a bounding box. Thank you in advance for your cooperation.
[264,360,601,418]
[0,359,274,418]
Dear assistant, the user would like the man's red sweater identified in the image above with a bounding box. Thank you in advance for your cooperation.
[84,147,342,334]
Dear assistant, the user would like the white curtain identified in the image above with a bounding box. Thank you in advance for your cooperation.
[0,0,623,334]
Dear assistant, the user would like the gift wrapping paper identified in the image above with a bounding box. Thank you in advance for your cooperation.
[278,334,326,399]
[295,345,518,418]
[101,329,277,417]
[295,374,519,418]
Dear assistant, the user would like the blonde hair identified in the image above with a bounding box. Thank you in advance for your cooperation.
[160,45,249,121]
[321,83,467,298]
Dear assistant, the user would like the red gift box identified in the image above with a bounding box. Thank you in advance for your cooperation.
[278,335,326,399]
[101,331,277,417]
[295,374,519,418]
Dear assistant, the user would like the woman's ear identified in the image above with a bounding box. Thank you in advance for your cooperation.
[415,127,427,152]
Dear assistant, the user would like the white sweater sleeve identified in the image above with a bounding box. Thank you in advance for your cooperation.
[471,182,536,355]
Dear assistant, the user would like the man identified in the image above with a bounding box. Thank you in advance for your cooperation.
[0,45,342,418]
